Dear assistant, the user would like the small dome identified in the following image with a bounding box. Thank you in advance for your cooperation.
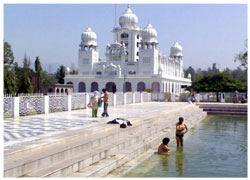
[81,27,97,46]
[141,23,157,43]
[65,67,70,74]
[119,5,138,29]
[170,42,183,57]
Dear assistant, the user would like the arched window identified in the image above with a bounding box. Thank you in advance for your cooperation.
[152,82,160,93]
[106,82,117,93]
[137,82,146,92]
[56,88,60,93]
[48,88,53,93]
[91,82,99,92]
[78,82,86,92]
[125,82,132,92]
[67,82,73,85]
[137,34,140,39]
[121,33,129,38]
[61,88,64,93]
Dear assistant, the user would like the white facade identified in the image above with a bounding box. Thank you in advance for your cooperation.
[65,5,191,93]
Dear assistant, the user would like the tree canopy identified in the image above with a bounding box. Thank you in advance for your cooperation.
[56,65,65,84]
[188,72,246,93]
[4,42,17,95]
[235,39,248,70]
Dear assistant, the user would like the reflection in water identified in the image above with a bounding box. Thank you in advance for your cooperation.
[124,115,247,177]
[158,154,169,172]
[175,146,184,176]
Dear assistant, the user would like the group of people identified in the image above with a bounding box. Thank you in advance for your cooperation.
[158,117,188,155]
[87,89,109,117]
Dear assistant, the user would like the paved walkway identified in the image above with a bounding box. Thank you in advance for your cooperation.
[4,102,189,148]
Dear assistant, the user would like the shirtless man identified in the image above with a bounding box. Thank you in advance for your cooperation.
[176,117,188,147]
[158,138,171,155]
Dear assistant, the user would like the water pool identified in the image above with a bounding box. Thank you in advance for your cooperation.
[124,115,247,177]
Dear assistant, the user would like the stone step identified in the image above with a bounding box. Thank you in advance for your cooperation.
[105,112,208,178]
[4,104,204,178]
[23,123,167,177]
[5,122,157,177]
[202,108,247,112]
[69,111,207,178]
[207,111,247,115]
[70,131,167,177]
[5,110,174,177]
[5,106,175,162]
[198,104,247,109]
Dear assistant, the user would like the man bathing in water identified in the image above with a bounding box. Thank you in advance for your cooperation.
[176,117,188,147]
[158,138,171,155]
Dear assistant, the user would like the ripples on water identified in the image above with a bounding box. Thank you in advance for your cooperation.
[124,115,247,177]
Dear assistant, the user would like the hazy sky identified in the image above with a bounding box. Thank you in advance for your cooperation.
[4,4,247,72]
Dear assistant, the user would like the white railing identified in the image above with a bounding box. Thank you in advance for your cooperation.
[116,93,124,105]
[71,93,88,110]
[3,92,153,118]
[126,93,133,104]
[4,97,13,118]
[19,95,44,116]
[49,95,68,112]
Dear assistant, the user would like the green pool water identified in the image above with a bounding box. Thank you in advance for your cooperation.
[124,115,247,177]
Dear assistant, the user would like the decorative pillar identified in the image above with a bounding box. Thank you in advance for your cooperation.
[113,93,116,106]
[85,93,90,108]
[67,95,72,111]
[123,93,127,104]
[13,97,19,118]
[140,92,143,103]
[43,95,49,114]
[132,92,136,104]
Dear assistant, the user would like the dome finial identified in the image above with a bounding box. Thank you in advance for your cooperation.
[128,4,130,9]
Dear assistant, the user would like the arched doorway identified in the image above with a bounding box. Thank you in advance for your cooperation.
[125,82,132,92]
[137,82,145,92]
[78,82,86,92]
[91,82,99,92]
[106,82,117,93]
[152,82,160,92]
[48,88,53,93]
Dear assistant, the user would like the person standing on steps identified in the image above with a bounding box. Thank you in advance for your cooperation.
[176,117,188,147]
[101,89,109,117]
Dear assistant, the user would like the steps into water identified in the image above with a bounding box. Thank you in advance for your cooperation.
[4,104,206,178]
[198,103,247,115]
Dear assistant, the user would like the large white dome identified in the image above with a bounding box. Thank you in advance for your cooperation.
[81,27,97,46]
[170,42,183,57]
[141,23,157,43]
[119,5,138,29]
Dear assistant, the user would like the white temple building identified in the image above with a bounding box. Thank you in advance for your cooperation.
[64,5,191,93]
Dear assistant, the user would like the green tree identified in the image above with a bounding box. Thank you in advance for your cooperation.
[23,53,31,69]
[17,71,33,94]
[184,66,195,81]
[4,42,14,65]
[188,72,246,102]
[56,65,65,84]
[34,56,42,92]
[40,71,57,85]
[4,41,17,96]
[235,39,248,70]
